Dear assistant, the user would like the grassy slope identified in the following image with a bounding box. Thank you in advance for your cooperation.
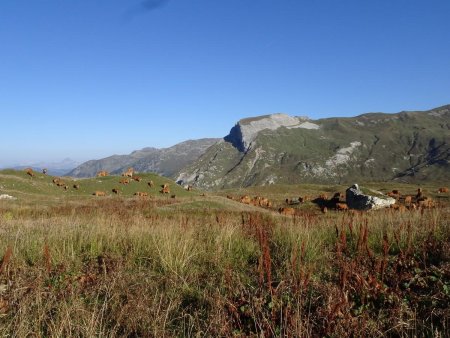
[0,170,449,336]
[0,169,194,201]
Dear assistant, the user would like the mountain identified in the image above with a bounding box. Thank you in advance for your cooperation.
[176,105,450,189]
[67,139,220,178]
[12,158,80,176]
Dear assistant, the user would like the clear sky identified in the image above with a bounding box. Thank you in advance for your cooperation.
[1,0,449,167]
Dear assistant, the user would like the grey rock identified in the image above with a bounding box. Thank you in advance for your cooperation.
[346,184,395,210]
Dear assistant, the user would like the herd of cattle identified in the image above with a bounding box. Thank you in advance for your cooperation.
[227,186,448,216]
[24,167,194,198]
[23,167,447,213]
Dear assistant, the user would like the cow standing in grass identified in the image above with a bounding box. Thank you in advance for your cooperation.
[25,168,35,178]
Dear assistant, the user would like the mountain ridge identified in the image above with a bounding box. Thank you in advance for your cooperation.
[176,105,450,189]
[68,138,219,178]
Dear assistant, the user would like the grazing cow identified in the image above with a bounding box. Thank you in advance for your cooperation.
[416,188,423,200]
[392,189,400,195]
[171,194,176,199]
[279,207,295,216]
[97,170,108,177]
[133,176,142,182]
[119,178,130,185]
[56,181,66,187]
[418,198,434,209]
[73,184,80,190]
[25,168,35,178]
[259,197,272,208]
[53,178,61,184]
[42,168,48,175]
[387,191,400,199]
[93,191,106,197]
[186,185,193,191]
[404,196,412,204]
[148,181,154,188]
[390,204,406,212]
[335,203,348,211]
[286,197,301,205]
[122,167,134,178]
[333,192,345,200]
[160,184,170,194]
[64,185,69,190]
[240,195,251,204]
[438,187,449,193]
[134,192,148,197]
[112,188,119,194]
[318,193,328,201]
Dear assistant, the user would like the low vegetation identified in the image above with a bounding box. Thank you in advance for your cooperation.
[0,170,449,336]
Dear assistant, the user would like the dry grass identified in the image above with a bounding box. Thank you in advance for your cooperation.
[0,195,449,337]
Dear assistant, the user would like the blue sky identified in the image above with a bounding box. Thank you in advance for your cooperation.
[1,0,449,166]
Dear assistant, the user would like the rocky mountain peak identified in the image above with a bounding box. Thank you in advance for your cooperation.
[224,113,318,152]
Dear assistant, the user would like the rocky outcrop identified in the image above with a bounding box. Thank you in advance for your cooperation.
[224,113,316,152]
[346,184,395,210]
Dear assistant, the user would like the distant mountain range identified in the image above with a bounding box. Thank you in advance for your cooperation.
[67,139,220,178]
[11,158,80,176]
[69,105,449,189]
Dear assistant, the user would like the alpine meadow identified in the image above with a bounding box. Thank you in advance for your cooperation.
[1,1,449,337]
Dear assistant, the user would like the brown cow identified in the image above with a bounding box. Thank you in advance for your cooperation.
[258,197,272,208]
[119,178,130,184]
[171,194,176,199]
[186,185,193,191]
[404,196,412,204]
[25,168,35,178]
[53,178,61,184]
[97,170,108,177]
[148,181,154,188]
[387,191,400,199]
[133,176,142,182]
[160,184,170,194]
[279,207,295,216]
[318,193,328,200]
[418,198,434,209]
[134,192,148,197]
[240,195,251,204]
[122,167,134,178]
[390,204,406,212]
[335,203,348,211]
[112,188,119,194]
[438,187,449,193]
[93,191,106,197]
[56,181,66,187]
[73,184,80,190]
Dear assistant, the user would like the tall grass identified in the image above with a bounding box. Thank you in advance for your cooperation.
[0,199,448,336]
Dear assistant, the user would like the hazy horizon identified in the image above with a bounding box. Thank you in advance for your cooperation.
[1,0,449,167]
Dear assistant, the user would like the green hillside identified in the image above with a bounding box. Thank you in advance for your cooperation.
[0,169,195,203]
[176,105,450,189]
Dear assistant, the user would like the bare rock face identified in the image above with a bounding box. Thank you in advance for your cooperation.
[346,184,395,210]
[224,113,315,152]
